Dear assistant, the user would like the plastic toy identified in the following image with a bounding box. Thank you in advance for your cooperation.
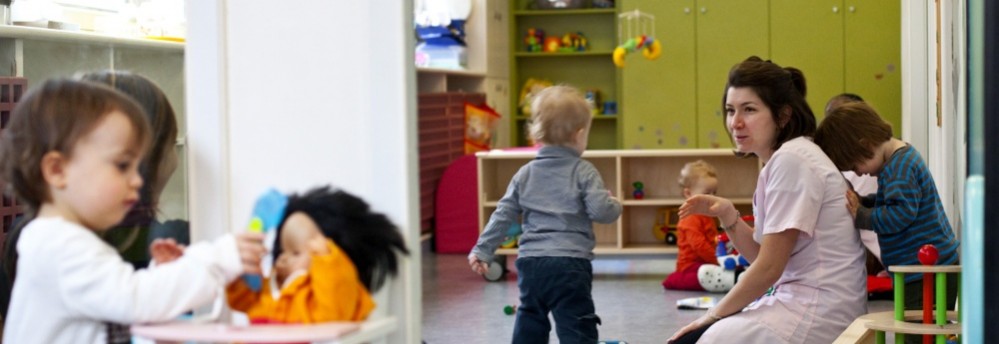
[503,304,516,315]
[518,78,552,115]
[715,232,750,270]
[243,189,289,292]
[543,36,561,52]
[651,207,679,244]
[525,28,543,52]
[560,32,588,52]
[632,181,644,200]
[613,10,662,68]
[918,244,938,343]
[500,222,522,249]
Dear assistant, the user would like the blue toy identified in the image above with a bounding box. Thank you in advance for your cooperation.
[243,188,289,292]
[500,222,522,249]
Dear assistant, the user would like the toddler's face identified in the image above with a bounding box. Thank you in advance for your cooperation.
[688,177,718,197]
[274,212,322,284]
[59,111,144,230]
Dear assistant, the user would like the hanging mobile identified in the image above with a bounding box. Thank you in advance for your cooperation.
[613,9,662,68]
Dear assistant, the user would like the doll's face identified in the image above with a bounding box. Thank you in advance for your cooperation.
[274,212,322,285]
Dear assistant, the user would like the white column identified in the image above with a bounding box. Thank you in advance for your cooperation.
[185,1,420,342]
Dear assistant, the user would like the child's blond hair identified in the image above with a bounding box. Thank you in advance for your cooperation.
[677,160,718,188]
[528,85,592,146]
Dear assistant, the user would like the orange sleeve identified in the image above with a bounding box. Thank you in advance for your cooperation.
[225,278,260,313]
[686,216,719,264]
[306,240,376,322]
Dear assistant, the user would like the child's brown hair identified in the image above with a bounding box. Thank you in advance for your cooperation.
[0,79,152,214]
[813,102,893,171]
[528,85,591,146]
[677,160,717,189]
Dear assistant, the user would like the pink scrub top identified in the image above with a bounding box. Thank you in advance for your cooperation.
[699,137,868,344]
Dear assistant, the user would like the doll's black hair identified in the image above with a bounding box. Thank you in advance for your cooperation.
[272,186,409,292]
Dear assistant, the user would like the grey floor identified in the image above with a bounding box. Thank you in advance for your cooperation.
[421,246,893,344]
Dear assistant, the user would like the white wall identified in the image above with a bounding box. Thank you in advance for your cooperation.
[185,1,420,342]
[901,0,966,233]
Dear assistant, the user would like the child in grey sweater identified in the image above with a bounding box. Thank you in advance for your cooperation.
[469,85,622,344]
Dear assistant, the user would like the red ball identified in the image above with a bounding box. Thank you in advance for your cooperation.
[918,244,939,265]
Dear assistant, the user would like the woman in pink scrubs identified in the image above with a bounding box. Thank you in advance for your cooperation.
[668,56,867,344]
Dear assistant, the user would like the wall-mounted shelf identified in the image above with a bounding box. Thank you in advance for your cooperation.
[0,25,183,51]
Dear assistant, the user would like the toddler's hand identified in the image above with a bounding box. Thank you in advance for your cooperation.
[845,189,859,219]
[468,254,489,275]
[150,238,185,264]
[235,232,266,275]
[308,236,331,256]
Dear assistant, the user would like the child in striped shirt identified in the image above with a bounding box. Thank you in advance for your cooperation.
[814,102,960,327]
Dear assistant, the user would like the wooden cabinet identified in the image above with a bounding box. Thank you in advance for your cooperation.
[476,149,758,255]
[770,1,901,136]
[620,0,768,150]
[508,0,621,149]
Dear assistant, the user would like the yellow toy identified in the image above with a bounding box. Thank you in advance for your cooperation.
[613,9,661,68]
[518,78,553,115]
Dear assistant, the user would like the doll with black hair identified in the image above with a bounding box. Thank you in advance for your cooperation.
[225,186,409,323]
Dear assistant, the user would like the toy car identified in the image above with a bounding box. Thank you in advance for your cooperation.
[651,207,680,245]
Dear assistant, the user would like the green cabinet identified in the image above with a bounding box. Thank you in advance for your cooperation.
[770,1,901,136]
[508,0,620,149]
[621,0,768,149]
[619,0,696,149]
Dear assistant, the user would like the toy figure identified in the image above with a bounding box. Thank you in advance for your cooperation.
[226,187,409,323]
[525,28,543,52]
[543,36,561,53]
[632,181,644,200]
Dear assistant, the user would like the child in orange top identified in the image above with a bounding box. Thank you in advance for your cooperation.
[224,186,409,323]
[662,160,721,291]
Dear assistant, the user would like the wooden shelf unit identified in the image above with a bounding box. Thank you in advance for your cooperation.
[476,148,759,256]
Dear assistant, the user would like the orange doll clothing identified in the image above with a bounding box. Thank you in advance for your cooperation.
[226,240,375,323]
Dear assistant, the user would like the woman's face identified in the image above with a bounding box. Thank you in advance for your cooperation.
[725,87,780,163]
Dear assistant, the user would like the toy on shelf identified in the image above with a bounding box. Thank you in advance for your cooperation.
[632,181,644,200]
[613,9,661,68]
[525,28,544,52]
[464,102,501,154]
[243,189,289,291]
[543,36,561,52]
[559,32,588,52]
[518,77,553,116]
[585,89,602,114]
[651,207,679,245]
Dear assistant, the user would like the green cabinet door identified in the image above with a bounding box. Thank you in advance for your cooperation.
[621,0,697,149]
[845,1,902,137]
[771,1,845,121]
[695,0,770,148]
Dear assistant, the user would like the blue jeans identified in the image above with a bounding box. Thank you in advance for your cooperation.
[513,257,600,344]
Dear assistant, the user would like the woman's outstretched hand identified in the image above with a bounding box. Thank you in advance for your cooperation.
[678,194,734,219]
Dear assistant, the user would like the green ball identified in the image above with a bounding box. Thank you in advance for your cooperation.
[503,305,515,315]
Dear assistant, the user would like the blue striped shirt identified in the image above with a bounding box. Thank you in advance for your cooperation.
[864,145,959,283]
